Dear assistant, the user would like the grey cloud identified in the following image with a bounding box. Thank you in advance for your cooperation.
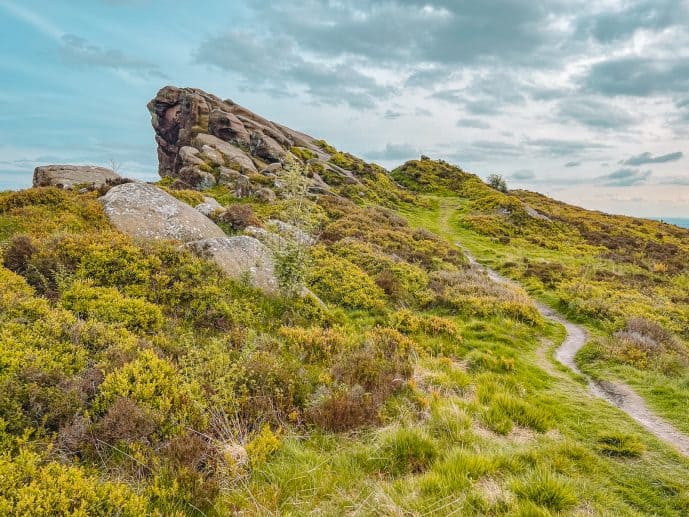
[195,31,391,109]
[415,107,432,117]
[457,118,490,129]
[365,143,418,161]
[557,97,636,129]
[512,169,535,180]
[622,151,683,166]
[599,168,651,186]
[59,34,167,78]
[584,57,689,96]
[576,0,686,43]
[405,68,453,88]
[565,161,581,167]
[525,138,608,157]
[658,175,689,185]
[384,110,403,120]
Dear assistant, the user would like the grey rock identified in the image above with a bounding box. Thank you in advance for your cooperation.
[256,188,276,203]
[187,236,278,294]
[33,165,120,189]
[195,196,223,217]
[267,219,315,245]
[235,175,252,198]
[100,182,226,242]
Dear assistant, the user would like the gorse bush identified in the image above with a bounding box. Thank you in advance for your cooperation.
[61,280,164,333]
[95,350,206,440]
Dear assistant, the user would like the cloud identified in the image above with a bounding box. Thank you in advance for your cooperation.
[584,57,689,96]
[365,143,418,161]
[576,0,687,43]
[658,174,689,185]
[512,169,535,180]
[195,30,391,109]
[557,97,636,129]
[384,110,403,120]
[565,161,581,167]
[622,151,683,166]
[457,118,490,129]
[525,138,608,157]
[599,168,652,186]
[60,34,167,78]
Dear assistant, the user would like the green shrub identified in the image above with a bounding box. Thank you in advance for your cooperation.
[0,448,147,516]
[61,280,163,333]
[308,248,386,311]
[95,350,206,440]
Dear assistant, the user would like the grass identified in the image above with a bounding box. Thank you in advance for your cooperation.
[399,193,689,437]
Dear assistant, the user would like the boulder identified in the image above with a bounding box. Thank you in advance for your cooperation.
[178,146,206,167]
[209,109,251,146]
[235,175,252,198]
[33,165,120,189]
[187,236,278,294]
[256,188,276,203]
[267,219,315,245]
[100,182,226,242]
[195,196,223,217]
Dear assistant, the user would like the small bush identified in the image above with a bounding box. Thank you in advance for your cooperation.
[305,385,380,432]
[596,431,645,457]
[217,204,260,231]
[61,281,163,333]
[2,235,36,274]
[95,350,206,440]
[0,448,148,516]
[376,428,438,476]
[487,174,508,193]
[308,249,386,311]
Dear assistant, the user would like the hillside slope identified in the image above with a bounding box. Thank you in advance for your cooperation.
[1,89,688,515]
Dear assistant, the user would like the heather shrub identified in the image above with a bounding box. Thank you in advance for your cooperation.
[2,235,36,274]
[305,385,380,432]
[216,204,261,231]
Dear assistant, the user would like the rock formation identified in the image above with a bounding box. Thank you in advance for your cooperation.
[148,86,323,190]
[100,182,226,242]
[33,165,121,189]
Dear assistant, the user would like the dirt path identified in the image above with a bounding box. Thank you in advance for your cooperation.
[461,249,689,457]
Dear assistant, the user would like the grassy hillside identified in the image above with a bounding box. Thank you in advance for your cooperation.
[1,154,689,515]
[395,159,689,435]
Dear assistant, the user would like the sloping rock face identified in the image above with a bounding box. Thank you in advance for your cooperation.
[148,86,323,189]
[100,182,226,242]
[33,165,120,189]
[186,236,278,294]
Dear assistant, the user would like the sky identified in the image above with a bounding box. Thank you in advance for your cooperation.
[0,0,688,217]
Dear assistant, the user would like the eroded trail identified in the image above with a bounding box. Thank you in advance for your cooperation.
[462,249,689,457]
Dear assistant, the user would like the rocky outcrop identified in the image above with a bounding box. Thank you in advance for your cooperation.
[100,182,226,242]
[148,86,322,189]
[33,165,120,189]
[186,236,278,294]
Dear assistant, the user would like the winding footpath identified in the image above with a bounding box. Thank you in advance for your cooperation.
[462,249,689,457]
